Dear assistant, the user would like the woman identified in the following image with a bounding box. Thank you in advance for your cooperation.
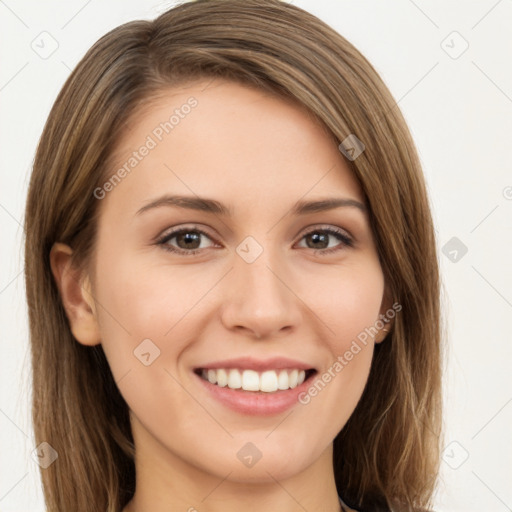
[24,1,442,511]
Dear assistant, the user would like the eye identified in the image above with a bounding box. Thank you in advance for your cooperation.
[156,225,218,255]
[156,224,353,257]
[295,226,353,255]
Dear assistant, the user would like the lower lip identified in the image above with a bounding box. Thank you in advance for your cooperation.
[194,371,315,416]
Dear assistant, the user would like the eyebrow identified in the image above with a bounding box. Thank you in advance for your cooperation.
[135,194,366,217]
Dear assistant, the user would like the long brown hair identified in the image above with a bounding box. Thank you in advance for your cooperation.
[24,1,443,510]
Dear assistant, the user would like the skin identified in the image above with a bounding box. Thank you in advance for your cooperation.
[51,79,392,512]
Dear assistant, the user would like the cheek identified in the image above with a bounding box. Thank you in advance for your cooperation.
[292,258,384,413]
[300,257,385,345]
[92,246,225,381]
[92,251,199,425]
[91,247,183,376]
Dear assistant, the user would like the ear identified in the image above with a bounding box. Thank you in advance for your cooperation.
[49,242,101,346]
[375,285,396,344]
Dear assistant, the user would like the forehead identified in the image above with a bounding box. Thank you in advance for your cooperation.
[99,79,364,218]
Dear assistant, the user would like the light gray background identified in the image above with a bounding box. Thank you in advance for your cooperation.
[1,1,511,510]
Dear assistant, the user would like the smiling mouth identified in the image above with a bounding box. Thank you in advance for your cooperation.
[194,368,317,393]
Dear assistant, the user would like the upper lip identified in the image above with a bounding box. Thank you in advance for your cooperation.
[195,356,316,372]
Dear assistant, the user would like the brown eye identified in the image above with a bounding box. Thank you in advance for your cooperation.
[296,227,353,255]
[174,231,202,250]
[157,227,217,255]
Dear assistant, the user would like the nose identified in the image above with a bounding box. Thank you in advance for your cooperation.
[220,245,302,340]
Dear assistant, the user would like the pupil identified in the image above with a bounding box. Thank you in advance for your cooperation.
[179,232,200,249]
[309,232,327,249]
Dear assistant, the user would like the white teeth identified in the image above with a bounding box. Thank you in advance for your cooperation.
[277,370,289,390]
[216,368,228,387]
[289,369,299,388]
[242,370,260,391]
[199,368,310,392]
[260,370,278,392]
[227,369,242,389]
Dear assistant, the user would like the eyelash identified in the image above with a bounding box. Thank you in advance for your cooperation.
[156,224,354,257]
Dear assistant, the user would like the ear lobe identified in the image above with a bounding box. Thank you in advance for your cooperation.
[375,323,392,344]
[49,242,101,346]
[375,287,395,344]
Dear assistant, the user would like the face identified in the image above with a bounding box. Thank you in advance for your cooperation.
[82,80,389,488]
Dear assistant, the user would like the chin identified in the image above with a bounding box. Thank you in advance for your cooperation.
[188,437,320,484]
